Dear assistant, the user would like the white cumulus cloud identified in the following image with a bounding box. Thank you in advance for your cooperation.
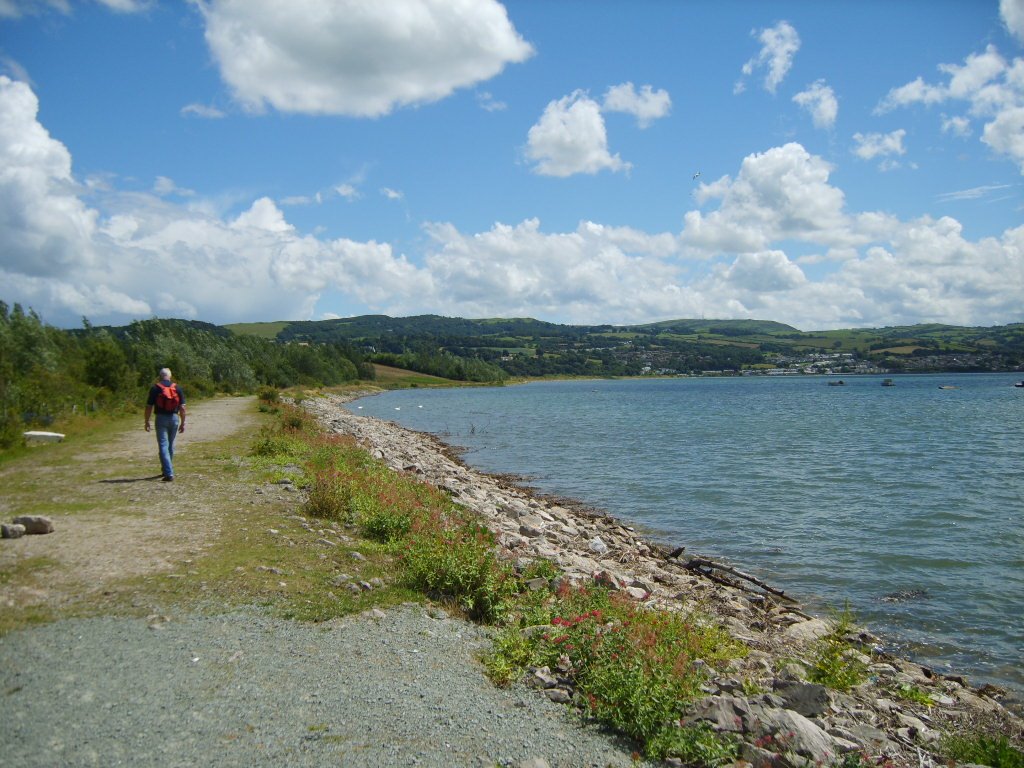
[526,90,630,177]
[1002,0,1024,46]
[195,0,534,117]
[2,78,1021,332]
[793,79,838,129]
[602,82,671,128]
[852,129,907,161]
[682,143,855,254]
[0,76,97,276]
[876,44,1024,172]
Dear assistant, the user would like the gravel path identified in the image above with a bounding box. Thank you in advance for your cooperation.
[1,604,649,768]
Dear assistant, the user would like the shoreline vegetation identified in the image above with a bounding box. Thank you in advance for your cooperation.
[294,387,1023,766]
[1,381,1021,766]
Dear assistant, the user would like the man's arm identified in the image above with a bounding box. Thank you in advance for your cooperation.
[144,405,153,432]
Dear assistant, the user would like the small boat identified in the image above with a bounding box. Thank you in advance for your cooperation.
[938,385,959,390]
[881,378,895,387]
[1015,380,1024,388]
[827,380,846,386]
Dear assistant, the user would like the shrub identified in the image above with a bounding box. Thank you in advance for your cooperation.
[304,469,352,520]
[257,386,279,403]
[807,603,868,692]
[401,515,516,622]
[250,431,304,459]
[484,582,747,760]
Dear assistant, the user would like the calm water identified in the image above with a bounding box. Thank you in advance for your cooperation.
[351,374,1024,694]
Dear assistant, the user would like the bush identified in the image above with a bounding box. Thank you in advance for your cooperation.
[257,386,279,403]
[484,582,746,759]
[250,431,305,459]
[304,469,352,520]
[401,514,516,622]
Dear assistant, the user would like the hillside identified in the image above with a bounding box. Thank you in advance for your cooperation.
[225,315,1024,377]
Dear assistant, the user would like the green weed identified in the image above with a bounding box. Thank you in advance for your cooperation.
[649,723,739,767]
[941,733,1024,768]
[892,683,933,706]
[807,602,868,692]
[484,582,746,759]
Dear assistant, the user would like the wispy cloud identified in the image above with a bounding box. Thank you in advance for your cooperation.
[476,91,507,112]
[793,80,838,129]
[181,102,225,119]
[737,21,800,95]
[936,183,1014,202]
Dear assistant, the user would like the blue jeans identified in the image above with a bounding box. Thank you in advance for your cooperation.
[155,412,180,478]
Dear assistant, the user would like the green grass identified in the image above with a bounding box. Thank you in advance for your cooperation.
[371,363,456,388]
[223,320,292,339]
[942,733,1024,768]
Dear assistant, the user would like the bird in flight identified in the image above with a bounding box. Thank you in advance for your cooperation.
[692,171,701,180]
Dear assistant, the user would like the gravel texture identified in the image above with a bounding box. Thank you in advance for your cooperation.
[1,603,650,768]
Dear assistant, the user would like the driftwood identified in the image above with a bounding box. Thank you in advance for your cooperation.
[680,556,798,603]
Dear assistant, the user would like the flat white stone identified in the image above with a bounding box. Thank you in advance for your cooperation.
[23,431,65,443]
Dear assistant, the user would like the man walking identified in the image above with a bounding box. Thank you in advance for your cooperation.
[144,367,186,481]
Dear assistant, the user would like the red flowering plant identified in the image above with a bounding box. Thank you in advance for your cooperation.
[487,581,747,760]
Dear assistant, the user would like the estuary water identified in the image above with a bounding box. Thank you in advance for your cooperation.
[351,374,1024,695]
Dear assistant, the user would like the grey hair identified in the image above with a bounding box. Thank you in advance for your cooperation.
[159,367,172,380]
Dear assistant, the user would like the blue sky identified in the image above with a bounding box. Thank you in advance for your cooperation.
[1,0,1022,331]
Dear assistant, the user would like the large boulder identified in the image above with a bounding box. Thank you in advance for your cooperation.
[12,515,54,534]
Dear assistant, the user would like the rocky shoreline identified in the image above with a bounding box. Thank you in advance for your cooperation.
[303,391,1022,767]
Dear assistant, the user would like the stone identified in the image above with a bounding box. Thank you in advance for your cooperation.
[684,695,750,732]
[12,515,54,535]
[530,667,558,689]
[835,723,894,753]
[776,662,809,682]
[756,708,838,764]
[543,688,571,704]
[1,523,27,539]
[592,569,623,590]
[782,617,831,644]
[519,522,544,538]
[772,680,831,717]
[588,536,608,554]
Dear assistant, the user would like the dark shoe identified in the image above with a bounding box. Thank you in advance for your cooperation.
[162,475,174,482]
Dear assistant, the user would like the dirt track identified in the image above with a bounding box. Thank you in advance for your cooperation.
[0,396,258,612]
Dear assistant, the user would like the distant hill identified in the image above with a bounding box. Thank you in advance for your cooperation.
[225,315,1024,377]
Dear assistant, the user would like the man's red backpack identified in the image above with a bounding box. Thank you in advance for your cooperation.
[155,382,181,413]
